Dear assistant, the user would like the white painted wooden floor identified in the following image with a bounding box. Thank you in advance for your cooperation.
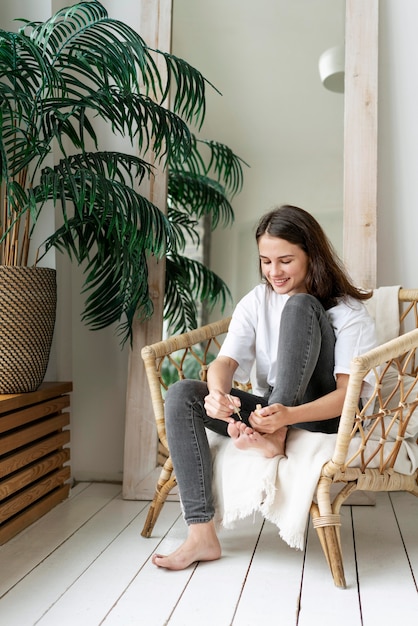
[0,482,417,626]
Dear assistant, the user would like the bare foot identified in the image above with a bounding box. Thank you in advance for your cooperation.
[228,421,287,459]
[152,521,221,570]
[227,420,249,439]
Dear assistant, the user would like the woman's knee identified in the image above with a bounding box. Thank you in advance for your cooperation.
[165,378,208,410]
[284,293,319,312]
[281,294,322,329]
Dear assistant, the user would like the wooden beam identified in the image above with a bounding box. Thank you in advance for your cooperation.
[343,0,379,290]
[123,0,172,499]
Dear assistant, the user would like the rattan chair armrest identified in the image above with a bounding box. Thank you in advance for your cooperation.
[399,288,418,302]
[331,328,418,469]
[141,317,231,448]
[141,318,231,360]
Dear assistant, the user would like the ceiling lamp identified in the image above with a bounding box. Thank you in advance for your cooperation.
[318,45,345,93]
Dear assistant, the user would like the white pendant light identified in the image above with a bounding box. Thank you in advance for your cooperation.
[318,45,345,93]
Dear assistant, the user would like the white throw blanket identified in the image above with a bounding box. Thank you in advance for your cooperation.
[208,285,418,551]
[209,428,337,551]
[209,427,418,552]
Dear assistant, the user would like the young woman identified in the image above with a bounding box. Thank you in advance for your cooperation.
[152,205,377,571]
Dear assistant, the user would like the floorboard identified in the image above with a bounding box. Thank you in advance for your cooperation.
[298,508,362,626]
[352,492,418,625]
[37,501,182,626]
[167,515,266,626]
[0,484,416,626]
[389,490,418,589]
[232,518,305,626]
[102,515,197,626]
[0,482,120,597]
[1,485,142,625]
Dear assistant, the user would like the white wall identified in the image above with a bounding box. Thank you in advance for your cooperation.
[377,0,418,290]
[172,0,346,307]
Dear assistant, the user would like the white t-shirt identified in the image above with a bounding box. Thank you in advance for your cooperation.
[219,284,377,397]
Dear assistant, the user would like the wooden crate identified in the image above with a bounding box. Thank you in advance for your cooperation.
[0,381,72,544]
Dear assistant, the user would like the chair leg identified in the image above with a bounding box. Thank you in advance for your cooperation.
[141,474,178,537]
[310,502,330,567]
[141,457,178,538]
[311,476,347,588]
[323,524,346,588]
[311,504,346,588]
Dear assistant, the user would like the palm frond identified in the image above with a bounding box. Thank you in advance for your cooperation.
[0,29,62,97]
[1,2,201,181]
[164,254,231,334]
[166,206,201,253]
[158,51,214,129]
[38,152,173,258]
[45,211,157,344]
[81,243,152,333]
[168,170,234,228]
[0,30,63,178]
[167,135,248,197]
[198,139,248,196]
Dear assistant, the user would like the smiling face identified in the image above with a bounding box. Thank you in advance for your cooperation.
[258,233,309,296]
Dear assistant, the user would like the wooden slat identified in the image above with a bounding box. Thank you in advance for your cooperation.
[390,491,418,580]
[101,515,201,626]
[123,0,172,499]
[0,449,70,500]
[0,395,70,434]
[352,493,418,622]
[343,0,379,289]
[0,493,176,624]
[227,519,305,625]
[0,467,71,524]
[298,509,361,625]
[0,484,70,546]
[0,382,72,415]
[0,413,69,455]
[0,430,70,478]
[0,383,72,544]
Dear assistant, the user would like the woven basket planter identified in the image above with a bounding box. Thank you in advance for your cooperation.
[0,266,57,394]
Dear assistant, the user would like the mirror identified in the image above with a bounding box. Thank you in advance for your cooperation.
[172,0,346,303]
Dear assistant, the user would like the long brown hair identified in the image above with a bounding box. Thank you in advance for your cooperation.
[255,205,371,309]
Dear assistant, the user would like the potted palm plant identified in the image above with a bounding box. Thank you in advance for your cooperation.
[0,1,246,393]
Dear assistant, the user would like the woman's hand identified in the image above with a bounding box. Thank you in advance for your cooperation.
[204,389,240,423]
[249,403,289,434]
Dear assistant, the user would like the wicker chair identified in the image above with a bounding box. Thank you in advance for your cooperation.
[140,289,418,587]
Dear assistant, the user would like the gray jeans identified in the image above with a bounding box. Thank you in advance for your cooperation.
[164,293,337,524]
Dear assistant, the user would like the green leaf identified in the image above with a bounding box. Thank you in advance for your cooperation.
[164,254,231,334]
[168,170,234,228]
